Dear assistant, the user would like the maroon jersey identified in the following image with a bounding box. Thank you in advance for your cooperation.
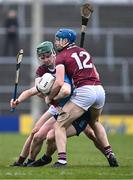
[56,45,101,88]
[36,64,56,77]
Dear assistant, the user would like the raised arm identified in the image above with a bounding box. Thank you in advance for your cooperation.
[46,64,65,103]
[10,86,39,109]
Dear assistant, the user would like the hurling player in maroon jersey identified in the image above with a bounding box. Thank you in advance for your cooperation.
[9,41,71,166]
[46,28,118,167]
[9,41,108,167]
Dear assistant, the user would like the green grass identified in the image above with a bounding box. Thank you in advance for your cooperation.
[0,133,133,179]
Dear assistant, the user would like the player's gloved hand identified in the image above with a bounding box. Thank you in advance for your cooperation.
[10,99,20,108]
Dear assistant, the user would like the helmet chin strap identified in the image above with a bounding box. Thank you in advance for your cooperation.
[56,38,70,52]
[59,38,69,48]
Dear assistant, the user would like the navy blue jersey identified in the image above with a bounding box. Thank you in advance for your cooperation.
[58,74,72,107]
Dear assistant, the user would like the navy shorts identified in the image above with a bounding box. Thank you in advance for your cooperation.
[54,110,90,136]
[72,110,90,136]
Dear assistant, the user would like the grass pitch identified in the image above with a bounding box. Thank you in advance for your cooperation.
[0,133,133,179]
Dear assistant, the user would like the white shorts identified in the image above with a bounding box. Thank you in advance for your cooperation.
[70,85,105,111]
[47,105,58,116]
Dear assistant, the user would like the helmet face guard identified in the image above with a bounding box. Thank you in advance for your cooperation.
[38,52,52,59]
[55,28,77,44]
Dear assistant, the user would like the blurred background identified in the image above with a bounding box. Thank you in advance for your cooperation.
[0,0,133,134]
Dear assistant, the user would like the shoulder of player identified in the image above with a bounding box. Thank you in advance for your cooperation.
[66,45,86,54]
[66,44,77,50]
[36,64,47,71]
[36,64,48,76]
[56,51,65,62]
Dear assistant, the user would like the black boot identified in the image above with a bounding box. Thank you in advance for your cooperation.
[107,153,119,167]
[10,161,25,167]
[27,155,52,167]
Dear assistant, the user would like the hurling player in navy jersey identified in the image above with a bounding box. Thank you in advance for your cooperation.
[46,29,119,167]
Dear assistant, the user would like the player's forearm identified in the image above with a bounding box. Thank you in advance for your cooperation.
[18,87,38,103]
[53,91,65,101]
[54,83,71,101]
[48,80,62,100]
[49,64,65,100]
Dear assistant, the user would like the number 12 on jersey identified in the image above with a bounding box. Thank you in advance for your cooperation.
[71,51,93,70]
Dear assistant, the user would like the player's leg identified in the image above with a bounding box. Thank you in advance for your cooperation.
[10,133,35,167]
[89,107,109,147]
[30,110,105,167]
[33,110,52,131]
[11,111,52,167]
[27,128,56,167]
[53,85,101,167]
[83,125,104,154]
[48,124,77,167]
[26,117,55,165]
[27,129,56,167]
[28,124,77,167]
[53,85,114,167]
[83,85,118,167]
[20,111,52,158]
[88,107,118,167]
[54,101,85,166]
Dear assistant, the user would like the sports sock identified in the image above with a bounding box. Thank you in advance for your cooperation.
[17,156,26,164]
[58,152,67,164]
[104,145,113,158]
